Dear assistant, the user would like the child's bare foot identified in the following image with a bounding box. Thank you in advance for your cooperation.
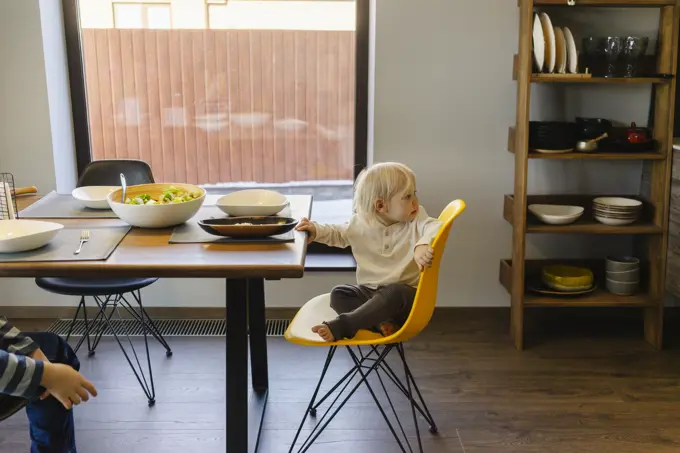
[379,322,397,337]
[312,324,335,342]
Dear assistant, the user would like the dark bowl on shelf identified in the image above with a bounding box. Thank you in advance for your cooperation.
[575,117,613,140]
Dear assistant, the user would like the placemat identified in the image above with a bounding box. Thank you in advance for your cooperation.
[169,206,295,244]
[0,226,131,262]
[19,191,119,219]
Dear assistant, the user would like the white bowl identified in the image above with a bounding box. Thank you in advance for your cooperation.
[107,183,206,228]
[594,216,636,226]
[216,189,289,217]
[0,220,63,253]
[72,186,119,210]
[528,204,584,225]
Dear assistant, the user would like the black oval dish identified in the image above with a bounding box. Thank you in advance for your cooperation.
[198,217,297,238]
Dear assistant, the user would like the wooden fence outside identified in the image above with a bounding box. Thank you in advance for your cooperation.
[81,28,356,184]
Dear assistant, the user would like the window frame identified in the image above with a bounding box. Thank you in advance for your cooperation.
[61,0,369,255]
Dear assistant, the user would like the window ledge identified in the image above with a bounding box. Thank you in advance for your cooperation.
[305,253,356,272]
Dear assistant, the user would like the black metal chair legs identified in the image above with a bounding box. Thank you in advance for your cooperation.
[65,290,172,406]
[289,344,437,453]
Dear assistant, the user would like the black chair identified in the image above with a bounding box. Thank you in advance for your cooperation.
[35,159,171,406]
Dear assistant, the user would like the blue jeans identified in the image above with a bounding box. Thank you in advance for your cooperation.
[23,332,80,453]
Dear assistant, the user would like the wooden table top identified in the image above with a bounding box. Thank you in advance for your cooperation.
[0,195,312,279]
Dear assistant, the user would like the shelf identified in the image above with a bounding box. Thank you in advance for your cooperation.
[532,75,669,84]
[503,194,662,234]
[512,55,671,83]
[533,0,674,6]
[507,128,666,160]
[498,259,658,308]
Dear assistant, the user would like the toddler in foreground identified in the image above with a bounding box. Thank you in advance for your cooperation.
[295,162,442,342]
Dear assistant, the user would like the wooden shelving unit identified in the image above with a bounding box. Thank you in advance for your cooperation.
[503,0,680,350]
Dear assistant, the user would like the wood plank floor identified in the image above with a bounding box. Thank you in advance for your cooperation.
[3,308,680,452]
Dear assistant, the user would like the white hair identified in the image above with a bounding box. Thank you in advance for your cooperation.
[353,162,416,221]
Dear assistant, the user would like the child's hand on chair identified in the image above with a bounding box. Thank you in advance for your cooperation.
[414,244,434,271]
[295,218,317,243]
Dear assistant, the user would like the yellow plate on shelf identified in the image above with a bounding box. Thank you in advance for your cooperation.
[542,264,594,289]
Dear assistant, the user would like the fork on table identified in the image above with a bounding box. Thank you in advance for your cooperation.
[74,230,90,255]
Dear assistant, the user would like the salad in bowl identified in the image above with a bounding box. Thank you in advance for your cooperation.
[108,183,206,228]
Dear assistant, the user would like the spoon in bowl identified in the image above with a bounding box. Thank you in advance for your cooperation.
[120,173,127,203]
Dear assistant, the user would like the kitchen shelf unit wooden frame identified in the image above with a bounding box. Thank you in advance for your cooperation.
[504,0,680,350]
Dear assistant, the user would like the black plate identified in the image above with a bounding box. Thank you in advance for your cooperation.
[198,216,297,238]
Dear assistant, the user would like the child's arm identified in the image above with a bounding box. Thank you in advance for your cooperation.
[413,207,443,270]
[414,207,443,247]
[295,218,351,248]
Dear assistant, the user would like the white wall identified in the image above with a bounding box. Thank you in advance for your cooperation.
[0,0,657,309]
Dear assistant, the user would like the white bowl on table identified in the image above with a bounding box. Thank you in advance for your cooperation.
[72,186,119,210]
[0,220,63,253]
[528,204,584,225]
[216,189,289,217]
[107,183,206,228]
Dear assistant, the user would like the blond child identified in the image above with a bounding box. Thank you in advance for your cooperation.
[295,162,442,342]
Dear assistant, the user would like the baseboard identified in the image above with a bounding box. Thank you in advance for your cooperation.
[0,306,478,320]
[0,306,301,320]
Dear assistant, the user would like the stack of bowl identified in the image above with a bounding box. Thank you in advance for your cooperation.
[606,256,640,296]
[529,121,577,153]
[593,197,642,226]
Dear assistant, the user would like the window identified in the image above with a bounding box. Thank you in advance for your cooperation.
[63,0,369,234]
[113,3,172,29]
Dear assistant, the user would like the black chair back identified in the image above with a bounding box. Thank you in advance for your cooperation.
[77,159,154,187]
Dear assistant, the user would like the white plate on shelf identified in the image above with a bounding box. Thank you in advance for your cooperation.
[532,14,545,72]
[554,27,566,74]
[534,148,573,154]
[563,27,578,74]
[528,204,584,225]
[539,12,556,73]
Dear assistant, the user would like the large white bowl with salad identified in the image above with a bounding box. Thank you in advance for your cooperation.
[107,183,206,228]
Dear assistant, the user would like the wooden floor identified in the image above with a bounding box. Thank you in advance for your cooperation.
[3,308,680,452]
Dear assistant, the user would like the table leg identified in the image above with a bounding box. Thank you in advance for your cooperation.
[248,278,269,390]
[226,278,248,453]
[247,278,269,451]
[226,278,269,453]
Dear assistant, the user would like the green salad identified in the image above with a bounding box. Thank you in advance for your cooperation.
[125,186,201,205]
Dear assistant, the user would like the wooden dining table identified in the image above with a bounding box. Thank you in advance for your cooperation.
[3,194,313,453]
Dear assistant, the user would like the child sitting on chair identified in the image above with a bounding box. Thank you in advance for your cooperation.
[295,162,442,342]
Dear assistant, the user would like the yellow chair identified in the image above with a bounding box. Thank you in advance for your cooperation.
[285,200,466,453]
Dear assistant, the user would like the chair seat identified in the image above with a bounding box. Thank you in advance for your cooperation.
[284,293,383,347]
[35,277,158,296]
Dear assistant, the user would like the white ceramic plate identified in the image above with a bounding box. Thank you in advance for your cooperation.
[532,14,545,72]
[563,27,578,74]
[0,220,63,253]
[539,13,556,73]
[595,216,636,226]
[593,197,642,208]
[216,189,289,217]
[554,27,566,74]
[528,204,584,225]
[534,148,573,154]
[72,186,118,210]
